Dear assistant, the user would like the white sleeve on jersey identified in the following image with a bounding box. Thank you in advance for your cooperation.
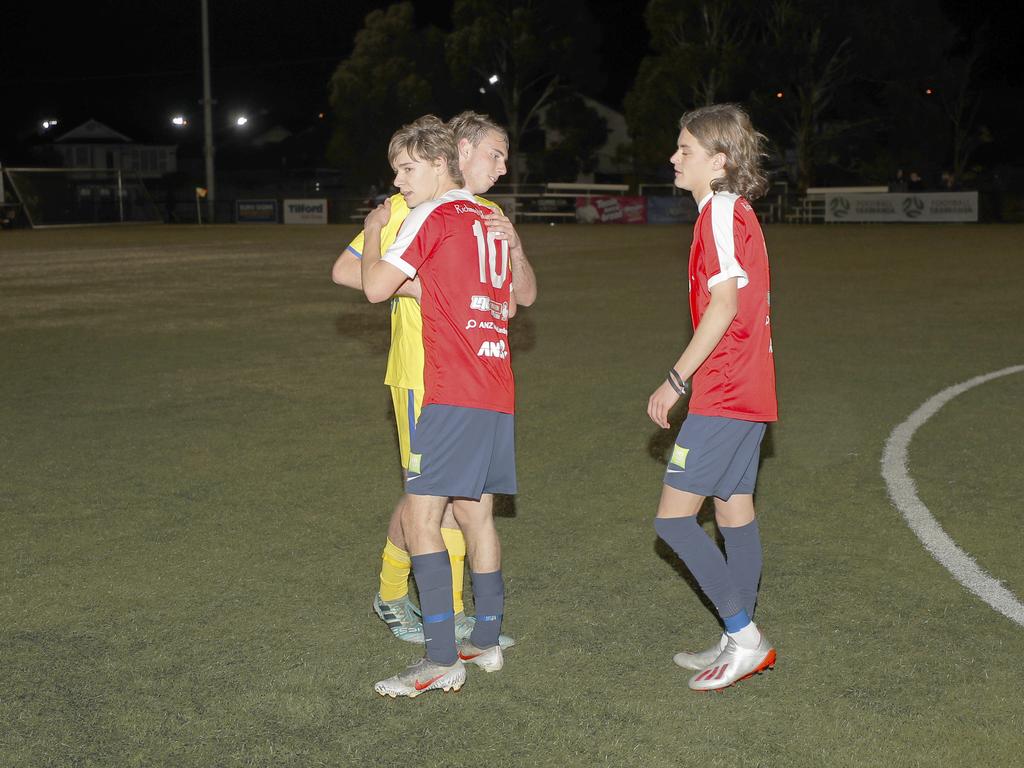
[707,192,750,290]
[382,198,446,278]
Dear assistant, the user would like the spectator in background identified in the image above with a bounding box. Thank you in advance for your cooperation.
[890,168,907,193]
[907,171,925,191]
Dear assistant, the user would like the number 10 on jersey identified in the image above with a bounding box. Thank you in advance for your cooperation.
[472,220,509,289]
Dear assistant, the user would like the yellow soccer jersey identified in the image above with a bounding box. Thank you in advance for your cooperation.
[346,191,502,390]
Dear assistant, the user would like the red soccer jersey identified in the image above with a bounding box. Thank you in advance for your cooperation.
[687,192,777,422]
[382,189,514,413]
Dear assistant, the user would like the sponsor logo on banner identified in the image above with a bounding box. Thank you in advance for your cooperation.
[824,192,978,223]
[576,196,647,224]
[235,199,278,223]
[283,198,328,224]
[829,197,850,219]
[902,197,925,218]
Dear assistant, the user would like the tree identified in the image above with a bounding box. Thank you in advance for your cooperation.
[533,94,608,181]
[624,0,754,179]
[326,3,449,189]
[756,0,856,192]
[445,0,602,186]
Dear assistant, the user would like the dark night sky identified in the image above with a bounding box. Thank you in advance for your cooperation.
[1,0,646,157]
[2,0,1019,162]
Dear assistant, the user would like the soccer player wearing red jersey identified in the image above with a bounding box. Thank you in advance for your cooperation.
[647,104,778,692]
[332,113,533,648]
[360,117,518,698]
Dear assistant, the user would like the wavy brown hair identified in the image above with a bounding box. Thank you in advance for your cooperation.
[679,104,768,201]
[387,115,463,185]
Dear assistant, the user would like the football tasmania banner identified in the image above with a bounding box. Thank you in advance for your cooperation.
[283,198,328,224]
[576,196,647,224]
[825,192,978,222]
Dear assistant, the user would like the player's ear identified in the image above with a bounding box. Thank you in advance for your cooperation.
[458,137,472,159]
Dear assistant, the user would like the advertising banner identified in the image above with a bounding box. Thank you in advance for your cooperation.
[824,192,978,222]
[235,199,278,223]
[576,196,647,224]
[283,198,328,224]
[647,196,698,224]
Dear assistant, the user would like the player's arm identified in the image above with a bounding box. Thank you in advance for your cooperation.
[335,224,419,299]
[331,246,363,288]
[361,200,412,303]
[647,278,739,428]
[484,211,537,306]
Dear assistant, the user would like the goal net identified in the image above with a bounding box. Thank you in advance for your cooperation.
[1,167,162,228]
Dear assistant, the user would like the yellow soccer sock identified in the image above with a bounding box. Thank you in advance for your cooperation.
[379,537,411,602]
[441,527,467,615]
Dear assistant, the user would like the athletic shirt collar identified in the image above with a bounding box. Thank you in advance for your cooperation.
[697,191,714,212]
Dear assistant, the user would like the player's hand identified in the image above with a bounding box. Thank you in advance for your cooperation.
[364,198,392,230]
[647,380,681,429]
[483,212,521,250]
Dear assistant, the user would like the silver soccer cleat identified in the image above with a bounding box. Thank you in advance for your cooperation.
[374,657,467,698]
[458,640,504,672]
[673,634,728,671]
[687,634,776,691]
[453,611,516,649]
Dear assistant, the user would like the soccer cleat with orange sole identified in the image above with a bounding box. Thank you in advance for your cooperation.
[687,635,776,691]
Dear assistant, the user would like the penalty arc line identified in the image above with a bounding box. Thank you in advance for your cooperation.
[881,364,1024,629]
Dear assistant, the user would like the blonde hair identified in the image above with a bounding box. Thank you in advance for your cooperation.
[387,115,463,184]
[679,104,768,201]
[448,111,509,149]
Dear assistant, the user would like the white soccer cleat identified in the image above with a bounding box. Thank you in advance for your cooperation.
[673,634,728,671]
[374,657,466,698]
[687,635,776,691]
[458,640,504,672]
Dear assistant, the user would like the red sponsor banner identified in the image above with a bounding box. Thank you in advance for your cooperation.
[576,195,647,224]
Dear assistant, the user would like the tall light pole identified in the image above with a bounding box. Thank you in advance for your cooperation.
[201,0,215,222]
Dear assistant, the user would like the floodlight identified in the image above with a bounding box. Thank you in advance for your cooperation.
[488,74,499,85]
[236,116,249,126]
[172,115,188,126]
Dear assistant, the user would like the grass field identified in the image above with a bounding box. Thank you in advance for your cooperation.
[1,222,1022,767]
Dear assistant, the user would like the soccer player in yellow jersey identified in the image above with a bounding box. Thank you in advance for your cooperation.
[332,112,536,646]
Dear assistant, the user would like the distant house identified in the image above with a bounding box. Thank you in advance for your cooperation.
[50,119,177,178]
[538,95,631,179]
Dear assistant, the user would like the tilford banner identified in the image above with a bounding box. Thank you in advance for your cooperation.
[283,198,328,224]
[825,191,978,223]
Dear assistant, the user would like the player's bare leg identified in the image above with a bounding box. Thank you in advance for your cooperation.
[656,484,705,519]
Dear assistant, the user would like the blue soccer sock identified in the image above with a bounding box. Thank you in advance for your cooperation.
[654,516,745,622]
[468,570,504,649]
[411,551,457,666]
[721,519,763,618]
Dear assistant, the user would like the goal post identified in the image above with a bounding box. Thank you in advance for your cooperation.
[1,167,162,228]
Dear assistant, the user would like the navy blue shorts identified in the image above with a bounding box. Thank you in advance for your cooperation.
[406,405,517,500]
[663,414,766,500]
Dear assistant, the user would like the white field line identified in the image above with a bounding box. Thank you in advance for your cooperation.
[881,365,1024,628]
